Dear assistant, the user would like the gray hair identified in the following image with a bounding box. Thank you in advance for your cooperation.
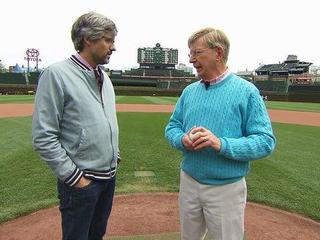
[71,12,117,52]
[188,27,230,63]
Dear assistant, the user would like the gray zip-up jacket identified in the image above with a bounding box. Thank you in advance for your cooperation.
[32,56,119,186]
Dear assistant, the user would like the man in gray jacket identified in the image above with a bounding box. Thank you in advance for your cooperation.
[32,12,120,240]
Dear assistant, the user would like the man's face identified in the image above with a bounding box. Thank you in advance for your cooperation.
[189,37,218,80]
[90,31,116,66]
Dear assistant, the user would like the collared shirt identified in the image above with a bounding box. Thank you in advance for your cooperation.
[201,68,230,88]
[73,53,101,78]
[75,53,93,70]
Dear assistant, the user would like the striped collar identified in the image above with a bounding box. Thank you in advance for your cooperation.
[70,54,100,72]
[70,54,104,86]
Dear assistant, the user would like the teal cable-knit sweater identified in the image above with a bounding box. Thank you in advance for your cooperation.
[165,73,276,185]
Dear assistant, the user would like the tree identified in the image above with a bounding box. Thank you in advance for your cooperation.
[0,60,6,73]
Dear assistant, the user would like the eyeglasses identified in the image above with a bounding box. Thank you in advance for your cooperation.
[102,36,115,44]
[188,48,211,58]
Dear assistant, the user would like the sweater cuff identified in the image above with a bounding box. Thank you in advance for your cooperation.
[218,137,227,155]
[177,133,186,150]
[64,168,84,187]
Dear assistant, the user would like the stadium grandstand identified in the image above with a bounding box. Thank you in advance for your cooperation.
[236,55,320,102]
[0,43,198,95]
[255,55,312,76]
[1,51,319,101]
[253,55,317,85]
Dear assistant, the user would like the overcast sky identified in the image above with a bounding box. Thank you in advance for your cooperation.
[1,0,319,72]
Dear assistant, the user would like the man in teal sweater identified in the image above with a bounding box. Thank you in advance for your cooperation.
[165,28,276,240]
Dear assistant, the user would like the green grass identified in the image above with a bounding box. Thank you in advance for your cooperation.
[0,113,182,223]
[265,101,320,112]
[0,117,57,222]
[0,95,35,103]
[0,114,320,224]
[0,95,179,105]
[247,123,320,220]
[115,96,178,105]
[115,113,181,194]
[0,95,319,112]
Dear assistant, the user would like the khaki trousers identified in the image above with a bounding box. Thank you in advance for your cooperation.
[179,170,247,240]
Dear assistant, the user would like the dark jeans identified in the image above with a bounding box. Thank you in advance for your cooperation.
[57,177,115,240]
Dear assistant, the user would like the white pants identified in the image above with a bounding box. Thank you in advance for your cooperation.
[179,170,247,240]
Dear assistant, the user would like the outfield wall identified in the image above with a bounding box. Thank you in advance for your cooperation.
[0,72,40,85]
[1,73,320,102]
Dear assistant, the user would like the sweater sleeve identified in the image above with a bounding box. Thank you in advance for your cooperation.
[165,95,186,151]
[32,68,83,186]
[218,89,276,161]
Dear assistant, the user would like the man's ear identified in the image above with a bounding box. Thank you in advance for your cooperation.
[216,47,224,62]
[83,38,92,47]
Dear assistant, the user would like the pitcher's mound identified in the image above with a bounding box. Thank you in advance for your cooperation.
[1,193,320,240]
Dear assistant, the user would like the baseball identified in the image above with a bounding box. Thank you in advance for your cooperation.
[189,131,201,141]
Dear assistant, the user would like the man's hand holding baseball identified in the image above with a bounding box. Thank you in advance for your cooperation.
[189,126,221,151]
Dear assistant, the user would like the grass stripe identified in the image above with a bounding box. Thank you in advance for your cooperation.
[265,101,320,112]
[0,95,319,112]
[141,96,176,104]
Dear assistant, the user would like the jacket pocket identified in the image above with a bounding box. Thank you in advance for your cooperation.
[75,128,87,158]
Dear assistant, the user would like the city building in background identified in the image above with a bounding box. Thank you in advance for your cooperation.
[177,63,193,75]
